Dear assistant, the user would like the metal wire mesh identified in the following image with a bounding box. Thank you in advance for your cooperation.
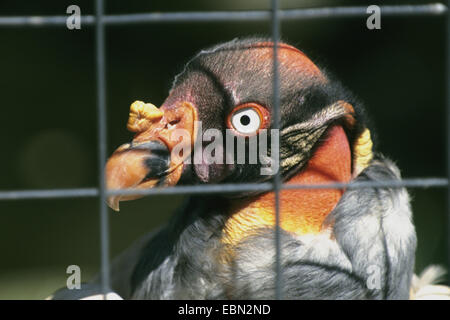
[0,1,448,299]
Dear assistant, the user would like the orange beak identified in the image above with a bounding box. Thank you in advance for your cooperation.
[105,100,197,211]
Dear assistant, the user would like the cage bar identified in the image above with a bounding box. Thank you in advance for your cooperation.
[446,0,450,285]
[0,178,447,201]
[95,0,110,299]
[0,4,447,27]
[271,0,283,300]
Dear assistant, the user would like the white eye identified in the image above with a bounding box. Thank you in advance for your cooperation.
[230,107,261,134]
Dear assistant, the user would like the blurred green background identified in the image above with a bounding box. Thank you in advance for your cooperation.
[0,0,448,299]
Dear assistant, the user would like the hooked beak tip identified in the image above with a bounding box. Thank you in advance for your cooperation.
[107,196,121,212]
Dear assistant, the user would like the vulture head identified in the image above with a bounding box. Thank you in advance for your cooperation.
[106,38,374,237]
[104,38,417,299]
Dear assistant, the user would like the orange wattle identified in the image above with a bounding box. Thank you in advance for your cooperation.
[223,125,351,245]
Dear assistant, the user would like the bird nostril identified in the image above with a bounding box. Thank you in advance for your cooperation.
[166,119,181,129]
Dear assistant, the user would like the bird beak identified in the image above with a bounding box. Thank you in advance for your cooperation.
[105,100,197,211]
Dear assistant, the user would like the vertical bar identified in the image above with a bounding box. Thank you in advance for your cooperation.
[447,0,450,286]
[95,0,111,298]
[271,0,283,299]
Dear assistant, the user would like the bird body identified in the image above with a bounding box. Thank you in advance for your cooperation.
[128,158,414,299]
[51,38,449,300]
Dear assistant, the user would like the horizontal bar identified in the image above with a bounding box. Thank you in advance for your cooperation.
[0,4,446,27]
[103,4,448,24]
[0,188,99,200]
[0,15,94,26]
[107,178,450,197]
[0,178,447,201]
[284,178,450,190]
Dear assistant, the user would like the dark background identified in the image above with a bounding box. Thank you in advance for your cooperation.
[0,0,447,298]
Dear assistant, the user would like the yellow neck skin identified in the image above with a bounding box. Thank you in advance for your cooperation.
[222,125,351,246]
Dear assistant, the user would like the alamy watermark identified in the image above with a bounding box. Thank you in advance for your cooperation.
[169,123,280,176]
[66,5,81,30]
[66,264,81,289]
[367,5,381,30]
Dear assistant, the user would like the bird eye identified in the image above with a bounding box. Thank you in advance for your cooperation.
[227,103,270,135]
